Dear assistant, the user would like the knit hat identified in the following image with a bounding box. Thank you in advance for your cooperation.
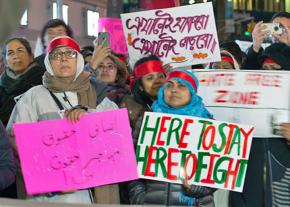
[44,36,84,79]
[151,69,213,118]
[166,70,199,93]
[259,43,290,70]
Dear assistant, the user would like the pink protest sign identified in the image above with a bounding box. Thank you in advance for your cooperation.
[13,108,137,195]
[98,18,128,55]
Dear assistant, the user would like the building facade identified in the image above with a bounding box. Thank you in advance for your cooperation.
[14,0,108,51]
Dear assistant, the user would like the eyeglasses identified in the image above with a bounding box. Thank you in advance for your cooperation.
[98,64,117,72]
[49,50,77,60]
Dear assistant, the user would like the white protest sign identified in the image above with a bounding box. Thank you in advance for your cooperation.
[137,112,254,192]
[121,2,221,68]
[194,69,290,137]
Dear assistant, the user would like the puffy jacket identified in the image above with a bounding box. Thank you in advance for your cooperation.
[128,179,215,206]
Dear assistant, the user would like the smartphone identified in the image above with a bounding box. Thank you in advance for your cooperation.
[98,32,110,47]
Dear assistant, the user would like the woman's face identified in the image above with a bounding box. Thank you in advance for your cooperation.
[5,40,33,74]
[141,72,166,99]
[49,46,77,79]
[164,79,191,108]
[211,61,234,69]
[98,57,117,84]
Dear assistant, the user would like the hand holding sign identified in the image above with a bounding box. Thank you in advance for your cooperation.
[280,123,290,145]
[14,109,138,195]
[181,170,191,193]
[64,106,88,123]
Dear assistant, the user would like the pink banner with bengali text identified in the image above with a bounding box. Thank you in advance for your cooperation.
[13,108,137,195]
[98,18,128,55]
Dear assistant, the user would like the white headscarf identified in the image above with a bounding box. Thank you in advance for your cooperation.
[44,36,85,80]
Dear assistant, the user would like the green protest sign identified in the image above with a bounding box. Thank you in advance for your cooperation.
[136,112,254,192]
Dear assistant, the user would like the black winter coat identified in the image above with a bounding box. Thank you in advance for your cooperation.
[0,62,45,126]
[0,121,16,190]
[242,46,264,69]
[128,179,215,206]
[229,138,290,207]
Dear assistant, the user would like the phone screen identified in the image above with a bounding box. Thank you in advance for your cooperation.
[98,32,110,47]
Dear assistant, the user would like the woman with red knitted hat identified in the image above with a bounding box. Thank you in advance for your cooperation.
[6,36,118,204]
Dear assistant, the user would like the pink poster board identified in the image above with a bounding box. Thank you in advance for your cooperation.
[98,18,128,55]
[13,108,137,195]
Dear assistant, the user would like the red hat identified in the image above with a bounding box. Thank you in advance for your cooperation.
[133,60,165,80]
[45,36,80,54]
[263,57,277,65]
[221,55,234,64]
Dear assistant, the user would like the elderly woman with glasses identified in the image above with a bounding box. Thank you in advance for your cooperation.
[7,36,118,204]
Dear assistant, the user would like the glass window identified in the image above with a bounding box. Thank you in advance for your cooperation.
[62,4,68,24]
[87,10,99,37]
[20,9,28,26]
[52,2,69,24]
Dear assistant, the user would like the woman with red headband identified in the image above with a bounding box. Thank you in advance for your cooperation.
[6,36,118,204]
[211,50,241,70]
[120,55,166,137]
[118,55,166,204]
[128,70,215,206]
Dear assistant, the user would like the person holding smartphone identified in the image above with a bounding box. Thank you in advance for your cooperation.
[86,32,112,77]
[84,33,130,105]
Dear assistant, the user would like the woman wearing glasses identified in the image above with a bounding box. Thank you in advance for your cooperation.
[0,37,45,127]
[7,36,118,204]
[85,41,130,105]
[97,54,130,105]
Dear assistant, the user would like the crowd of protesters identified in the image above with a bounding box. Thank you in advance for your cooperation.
[0,9,290,207]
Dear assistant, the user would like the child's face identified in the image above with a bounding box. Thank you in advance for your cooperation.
[164,79,191,108]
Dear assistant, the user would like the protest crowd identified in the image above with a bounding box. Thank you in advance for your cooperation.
[1,1,290,207]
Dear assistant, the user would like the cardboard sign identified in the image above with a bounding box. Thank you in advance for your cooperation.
[195,69,290,137]
[98,18,128,54]
[13,109,137,195]
[121,2,221,67]
[137,112,254,192]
